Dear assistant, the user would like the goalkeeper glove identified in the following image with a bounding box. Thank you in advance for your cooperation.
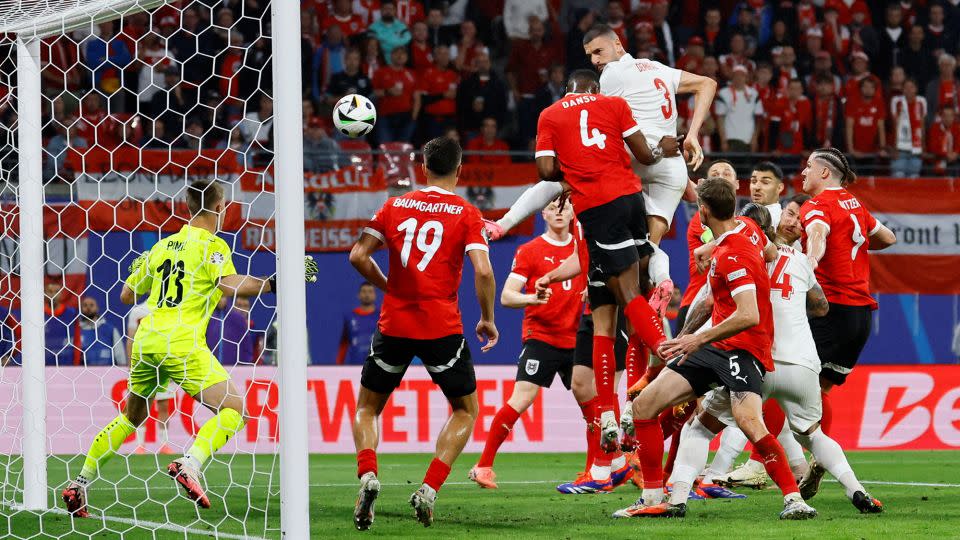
[269,256,318,293]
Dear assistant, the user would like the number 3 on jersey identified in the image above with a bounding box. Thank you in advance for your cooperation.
[654,78,673,120]
[398,217,444,271]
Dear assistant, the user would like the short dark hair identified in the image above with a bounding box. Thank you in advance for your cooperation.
[568,68,599,89]
[423,136,462,177]
[186,179,224,216]
[359,281,374,290]
[738,202,775,242]
[582,24,616,46]
[752,161,783,182]
[697,176,737,220]
[788,193,811,207]
[708,158,736,171]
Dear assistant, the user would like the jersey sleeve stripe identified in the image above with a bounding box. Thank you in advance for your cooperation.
[465,243,489,253]
[362,227,385,242]
[622,124,641,138]
[534,150,556,158]
[730,284,757,297]
[804,219,831,234]
[869,220,882,235]
[507,272,527,282]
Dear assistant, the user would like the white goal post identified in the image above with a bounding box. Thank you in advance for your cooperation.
[1,0,310,535]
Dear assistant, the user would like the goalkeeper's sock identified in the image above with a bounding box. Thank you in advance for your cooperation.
[477,404,521,468]
[186,408,245,468]
[423,458,452,491]
[79,414,138,481]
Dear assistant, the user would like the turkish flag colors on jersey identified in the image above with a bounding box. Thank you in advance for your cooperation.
[364,186,489,340]
[534,93,641,212]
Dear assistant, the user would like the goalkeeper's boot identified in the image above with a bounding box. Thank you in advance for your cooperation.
[851,491,884,514]
[354,471,380,531]
[468,466,498,489]
[556,471,613,494]
[780,494,818,520]
[599,411,620,454]
[716,459,769,489]
[61,483,89,518]
[648,279,675,320]
[409,484,436,527]
[798,459,826,501]
[168,458,210,509]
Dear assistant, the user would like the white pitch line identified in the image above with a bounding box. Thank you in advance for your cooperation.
[3,502,270,540]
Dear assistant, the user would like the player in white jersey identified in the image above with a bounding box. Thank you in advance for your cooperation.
[127,302,175,455]
[663,204,883,517]
[749,161,785,228]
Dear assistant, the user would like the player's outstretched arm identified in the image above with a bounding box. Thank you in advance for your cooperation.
[349,233,388,291]
[501,274,550,309]
[468,248,498,352]
[219,256,318,297]
[491,181,565,239]
[806,284,830,318]
[660,288,759,362]
[868,222,897,250]
[676,71,717,170]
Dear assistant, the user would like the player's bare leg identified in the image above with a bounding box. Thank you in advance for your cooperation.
[645,215,675,318]
[352,386,390,530]
[471,382,539,489]
[412,392,479,527]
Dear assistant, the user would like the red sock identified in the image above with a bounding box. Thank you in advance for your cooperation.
[625,336,648,389]
[632,418,665,489]
[658,401,694,440]
[357,448,377,478]
[820,391,833,435]
[592,335,616,413]
[423,458,452,492]
[750,400,787,462]
[663,428,683,478]
[477,404,521,468]
[754,434,799,496]
[579,397,600,471]
[624,296,667,351]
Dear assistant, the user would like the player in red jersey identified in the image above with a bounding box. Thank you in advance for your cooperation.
[347,137,498,530]
[530,69,680,455]
[612,177,817,520]
[796,148,896,494]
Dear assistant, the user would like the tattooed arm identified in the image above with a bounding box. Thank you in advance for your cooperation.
[806,283,830,318]
[679,285,714,336]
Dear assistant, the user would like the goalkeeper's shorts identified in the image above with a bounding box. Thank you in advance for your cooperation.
[128,348,230,399]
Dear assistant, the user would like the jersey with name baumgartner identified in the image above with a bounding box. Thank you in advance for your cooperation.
[364,186,489,340]
[125,224,237,354]
[707,223,774,370]
[768,245,820,370]
[799,186,880,309]
[599,54,682,145]
[509,229,587,350]
[534,93,642,212]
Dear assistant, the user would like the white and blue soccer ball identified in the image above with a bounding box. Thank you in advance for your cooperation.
[332,93,377,138]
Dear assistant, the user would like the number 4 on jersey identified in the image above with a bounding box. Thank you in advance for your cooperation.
[770,256,794,299]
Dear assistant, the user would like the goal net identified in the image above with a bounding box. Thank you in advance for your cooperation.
[0,0,309,537]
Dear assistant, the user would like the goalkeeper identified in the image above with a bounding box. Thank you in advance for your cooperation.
[63,179,318,516]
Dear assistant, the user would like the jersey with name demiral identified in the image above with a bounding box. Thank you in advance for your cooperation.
[125,224,237,355]
[534,93,642,212]
[509,229,587,350]
[599,53,682,145]
[363,185,489,340]
[707,223,774,370]
[800,186,880,309]
[768,244,820,370]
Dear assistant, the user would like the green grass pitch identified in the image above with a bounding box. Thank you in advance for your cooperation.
[1,451,957,538]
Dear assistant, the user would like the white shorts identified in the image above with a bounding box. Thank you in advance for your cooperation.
[702,363,822,434]
[639,155,687,226]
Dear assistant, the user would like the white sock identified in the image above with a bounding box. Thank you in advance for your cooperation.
[498,181,563,231]
[157,424,168,445]
[648,243,671,285]
[671,419,714,505]
[642,488,664,505]
[705,427,748,483]
[590,463,611,480]
[183,454,203,471]
[611,454,626,470]
[135,426,146,447]
[795,428,864,499]
[778,422,806,471]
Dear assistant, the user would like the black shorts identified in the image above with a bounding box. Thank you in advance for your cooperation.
[360,330,476,399]
[667,345,766,397]
[516,339,574,389]
[573,313,628,371]
[809,303,872,386]
[577,193,655,308]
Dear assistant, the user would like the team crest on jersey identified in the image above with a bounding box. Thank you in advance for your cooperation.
[525,359,540,375]
[210,252,224,264]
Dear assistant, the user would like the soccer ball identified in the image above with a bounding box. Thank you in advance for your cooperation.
[332,94,377,138]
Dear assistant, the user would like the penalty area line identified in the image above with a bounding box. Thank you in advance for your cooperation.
[3,502,269,540]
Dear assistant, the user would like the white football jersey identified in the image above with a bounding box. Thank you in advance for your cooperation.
[767,245,820,370]
[599,53,682,145]
[765,202,782,229]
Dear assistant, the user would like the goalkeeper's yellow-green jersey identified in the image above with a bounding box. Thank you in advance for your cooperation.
[125,224,237,354]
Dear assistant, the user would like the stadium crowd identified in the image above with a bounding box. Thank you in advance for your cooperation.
[1,0,960,181]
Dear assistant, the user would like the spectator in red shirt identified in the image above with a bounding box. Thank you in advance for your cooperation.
[465,117,511,165]
[452,20,488,76]
[408,21,433,71]
[821,5,851,60]
[606,1,629,47]
[323,0,367,41]
[373,46,417,142]
[805,52,842,97]
[361,36,385,79]
[844,51,882,105]
[770,79,811,155]
[845,77,887,159]
[720,33,756,80]
[928,106,960,174]
[812,73,843,148]
[676,36,706,75]
[824,0,871,26]
[415,44,459,140]
[925,53,959,123]
[754,62,778,151]
[75,93,106,145]
[506,16,561,144]
[41,35,81,93]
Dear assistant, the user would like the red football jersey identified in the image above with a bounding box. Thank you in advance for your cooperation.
[372,66,416,116]
[364,186,489,339]
[534,93,642,212]
[322,14,366,37]
[770,96,812,154]
[845,97,886,153]
[708,226,774,370]
[509,233,586,349]
[681,214,767,308]
[418,67,459,117]
[800,187,880,309]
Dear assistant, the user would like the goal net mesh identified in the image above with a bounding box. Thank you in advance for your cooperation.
[0,0,285,537]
